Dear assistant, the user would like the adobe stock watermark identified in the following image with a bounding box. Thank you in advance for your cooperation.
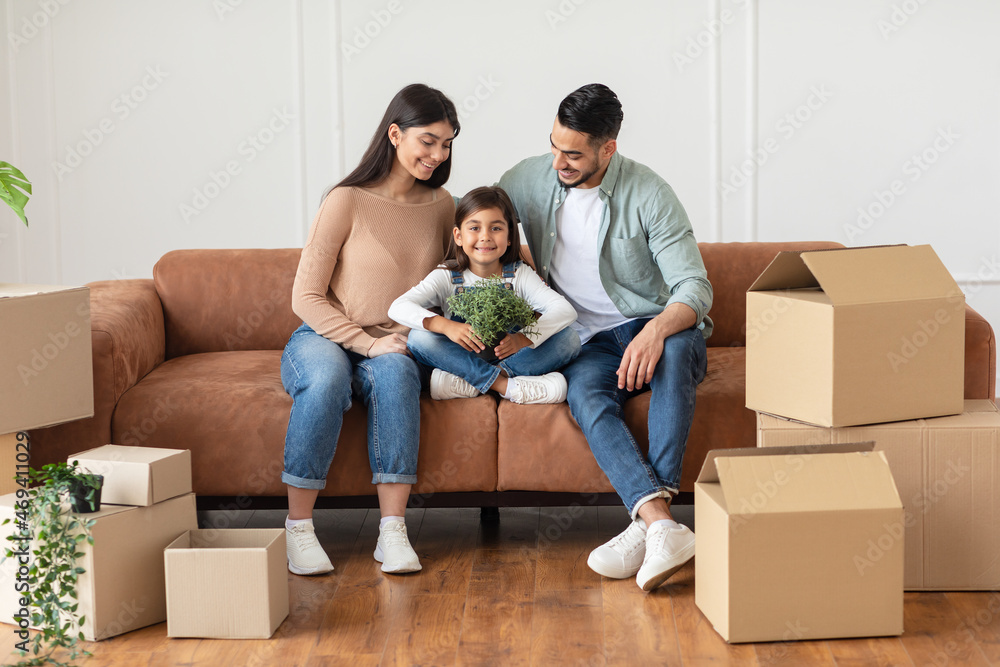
[341,0,403,63]
[719,85,833,201]
[853,456,968,576]
[545,0,588,31]
[213,0,244,21]
[929,593,1000,666]
[7,0,71,53]
[877,0,932,40]
[53,66,169,182]
[456,76,502,121]
[179,106,296,224]
[843,126,959,243]
[15,301,90,386]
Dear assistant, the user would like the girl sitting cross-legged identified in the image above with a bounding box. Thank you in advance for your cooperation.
[388,185,581,404]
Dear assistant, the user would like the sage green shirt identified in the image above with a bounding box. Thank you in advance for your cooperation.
[498,152,714,339]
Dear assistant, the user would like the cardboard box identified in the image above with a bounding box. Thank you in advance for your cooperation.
[694,444,904,643]
[758,399,1000,590]
[165,529,288,639]
[70,445,192,506]
[745,245,965,427]
[0,492,197,641]
[0,284,93,433]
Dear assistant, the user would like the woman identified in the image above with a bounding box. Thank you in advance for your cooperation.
[281,83,459,575]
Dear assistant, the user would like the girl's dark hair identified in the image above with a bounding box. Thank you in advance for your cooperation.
[444,186,522,272]
[335,83,460,190]
[557,83,623,148]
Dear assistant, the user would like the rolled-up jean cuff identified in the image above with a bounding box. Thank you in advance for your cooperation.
[630,488,677,521]
[282,471,327,490]
[372,473,418,485]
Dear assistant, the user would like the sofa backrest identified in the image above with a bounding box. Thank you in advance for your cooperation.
[154,249,303,358]
[153,241,846,358]
[698,241,843,348]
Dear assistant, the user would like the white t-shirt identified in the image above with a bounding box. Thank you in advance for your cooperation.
[549,186,633,343]
[388,263,577,347]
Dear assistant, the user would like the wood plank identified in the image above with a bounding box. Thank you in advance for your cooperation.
[825,636,913,667]
[382,593,466,666]
[530,589,603,666]
[669,562,759,666]
[305,655,382,667]
[405,507,480,595]
[899,592,994,667]
[313,581,399,658]
[602,576,682,666]
[754,639,836,666]
[456,549,535,666]
[942,592,1000,666]
[535,506,600,591]
[476,507,539,552]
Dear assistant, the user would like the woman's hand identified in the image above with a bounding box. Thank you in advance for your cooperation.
[368,333,410,357]
[494,332,531,360]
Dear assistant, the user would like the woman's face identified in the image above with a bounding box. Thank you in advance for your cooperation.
[388,120,455,182]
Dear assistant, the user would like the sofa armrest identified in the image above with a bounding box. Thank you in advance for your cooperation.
[965,304,996,401]
[29,279,165,466]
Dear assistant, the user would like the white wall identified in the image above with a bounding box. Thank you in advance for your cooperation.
[2,0,997,388]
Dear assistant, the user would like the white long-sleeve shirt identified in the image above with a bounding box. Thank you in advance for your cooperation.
[388,263,577,348]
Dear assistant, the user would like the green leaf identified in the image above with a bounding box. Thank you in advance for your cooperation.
[0,161,31,226]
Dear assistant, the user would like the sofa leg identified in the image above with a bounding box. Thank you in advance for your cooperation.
[480,507,500,523]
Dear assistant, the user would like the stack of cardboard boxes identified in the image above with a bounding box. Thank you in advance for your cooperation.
[0,444,289,641]
[696,245,1000,643]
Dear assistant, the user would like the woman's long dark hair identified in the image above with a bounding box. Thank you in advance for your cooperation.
[444,186,522,272]
[336,83,460,191]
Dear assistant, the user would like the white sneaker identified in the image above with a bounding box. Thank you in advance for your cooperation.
[374,520,422,573]
[508,372,567,405]
[286,521,334,576]
[430,369,480,400]
[636,521,695,591]
[587,518,647,578]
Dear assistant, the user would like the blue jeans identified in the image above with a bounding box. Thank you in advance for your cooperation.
[406,326,581,393]
[281,323,425,489]
[562,320,707,518]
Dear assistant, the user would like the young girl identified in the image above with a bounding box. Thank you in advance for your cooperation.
[389,186,581,404]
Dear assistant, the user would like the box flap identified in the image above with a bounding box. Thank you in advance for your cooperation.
[717,450,900,514]
[695,443,875,484]
[747,251,821,292]
[802,245,960,305]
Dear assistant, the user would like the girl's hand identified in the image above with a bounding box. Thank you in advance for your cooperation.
[369,333,409,357]
[444,320,486,353]
[494,332,531,360]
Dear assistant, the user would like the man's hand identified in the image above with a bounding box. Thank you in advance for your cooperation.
[369,333,409,357]
[494,332,532,360]
[617,320,666,391]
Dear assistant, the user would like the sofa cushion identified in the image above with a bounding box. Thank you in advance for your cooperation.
[111,350,499,496]
[154,249,303,359]
[496,347,754,494]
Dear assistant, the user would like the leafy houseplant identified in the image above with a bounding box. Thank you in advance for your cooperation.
[447,277,540,362]
[3,461,103,666]
[0,161,31,226]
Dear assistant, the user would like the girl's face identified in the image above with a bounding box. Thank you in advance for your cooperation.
[388,121,454,182]
[454,207,510,275]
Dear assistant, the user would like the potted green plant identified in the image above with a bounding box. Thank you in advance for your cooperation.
[2,461,102,666]
[0,161,31,226]
[447,276,540,362]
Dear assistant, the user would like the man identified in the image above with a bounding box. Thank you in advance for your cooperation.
[499,83,712,591]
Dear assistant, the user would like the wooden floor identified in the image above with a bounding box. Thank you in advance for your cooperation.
[2,505,999,666]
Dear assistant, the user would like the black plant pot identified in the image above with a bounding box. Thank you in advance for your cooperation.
[476,342,498,363]
[69,476,103,514]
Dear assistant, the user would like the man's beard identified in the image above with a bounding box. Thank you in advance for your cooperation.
[558,167,597,189]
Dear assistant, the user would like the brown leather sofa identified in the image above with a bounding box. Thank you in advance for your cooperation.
[30,243,997,508]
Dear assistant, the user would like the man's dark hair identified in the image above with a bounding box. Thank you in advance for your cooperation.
[557,83,624,146]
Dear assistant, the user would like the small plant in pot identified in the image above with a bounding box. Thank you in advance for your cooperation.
[2,461,102,666]
[447,277,539,362]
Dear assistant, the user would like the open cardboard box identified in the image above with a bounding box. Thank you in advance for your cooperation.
[745,244,964,427]
[70,445,192,506]
[758,399,1000,590]
[694,443,904,643]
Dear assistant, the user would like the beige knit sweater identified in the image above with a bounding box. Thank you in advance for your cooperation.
[291,185,454,355]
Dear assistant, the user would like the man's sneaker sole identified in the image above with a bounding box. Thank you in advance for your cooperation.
[637,544,695,591]
[373,545,422,573]
[288,561,333,576]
